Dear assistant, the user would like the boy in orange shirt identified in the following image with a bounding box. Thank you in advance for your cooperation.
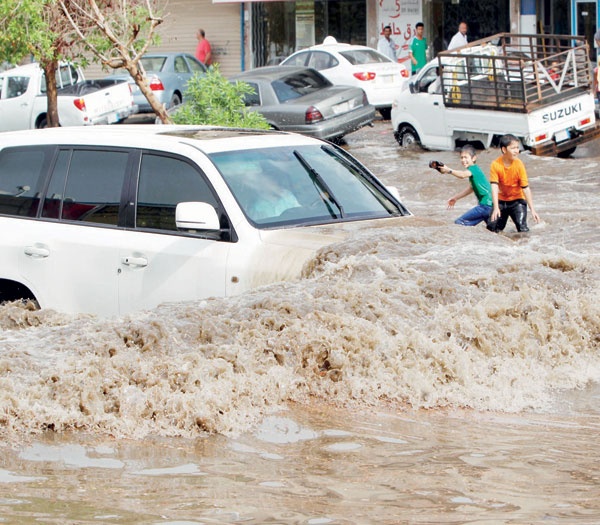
[487,134,540,233]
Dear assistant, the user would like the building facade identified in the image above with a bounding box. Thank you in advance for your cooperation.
[87,0,599,78]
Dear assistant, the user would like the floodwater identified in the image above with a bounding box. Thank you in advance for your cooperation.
[1,122,599,524]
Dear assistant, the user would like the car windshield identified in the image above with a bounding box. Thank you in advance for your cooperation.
[140,56,167,72]
[271,69,331,102]
[209,144,407,228]
[339,49,392,65]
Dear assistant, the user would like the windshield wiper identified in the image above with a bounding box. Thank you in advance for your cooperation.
[293,150,345,218]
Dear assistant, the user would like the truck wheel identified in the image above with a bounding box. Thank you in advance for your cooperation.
[379,107,392,120]
[38,117,48,129]
[557,147,576,158]
[396,125,420,148]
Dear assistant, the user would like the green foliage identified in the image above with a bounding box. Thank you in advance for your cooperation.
[0,0,46,64]
[171,64,270,129]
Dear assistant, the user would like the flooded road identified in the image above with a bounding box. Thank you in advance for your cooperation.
[1,121,599,524]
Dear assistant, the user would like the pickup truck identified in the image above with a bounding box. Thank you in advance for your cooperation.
[0,62,138,132]
[391,33,600,157]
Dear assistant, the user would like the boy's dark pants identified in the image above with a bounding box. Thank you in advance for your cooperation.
[487,199,529,232]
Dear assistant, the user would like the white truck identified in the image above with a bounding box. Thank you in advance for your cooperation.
[0,62,137,132]
[391,33,600,157]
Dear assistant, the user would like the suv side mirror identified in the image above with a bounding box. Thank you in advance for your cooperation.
[409,81,417,94]
[176,201,220,231]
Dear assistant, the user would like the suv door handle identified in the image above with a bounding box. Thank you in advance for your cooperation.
[24,245,50,258]
[121,256,148,268]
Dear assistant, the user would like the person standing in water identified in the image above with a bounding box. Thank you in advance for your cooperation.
[487,134,540,232]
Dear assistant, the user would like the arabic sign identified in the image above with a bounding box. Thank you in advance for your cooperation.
[378,0,422,63]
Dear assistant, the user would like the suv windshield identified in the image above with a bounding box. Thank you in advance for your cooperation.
[210,144,408,227]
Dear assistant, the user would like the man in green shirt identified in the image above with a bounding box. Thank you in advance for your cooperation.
[409,22,427,75]
[436,145,493,226]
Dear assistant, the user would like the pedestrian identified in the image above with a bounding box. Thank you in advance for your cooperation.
[409,22,427,75]
[448,22,468,50]
[195,28,212,66]
[487,134,540,233]
[436,145,493,226]
[377,25,398,61]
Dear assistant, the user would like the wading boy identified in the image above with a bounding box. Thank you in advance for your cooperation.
[487,134,540,233]
[437,145,492,226]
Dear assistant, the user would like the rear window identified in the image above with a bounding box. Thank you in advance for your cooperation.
[272,69,331,103]
[141,57,167,72]
[340,49,392,65]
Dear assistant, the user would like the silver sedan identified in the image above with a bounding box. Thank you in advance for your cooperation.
[105,53,207,113]
[230,66,375,141]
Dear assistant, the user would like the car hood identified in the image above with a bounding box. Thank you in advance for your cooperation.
[241,216,409,288]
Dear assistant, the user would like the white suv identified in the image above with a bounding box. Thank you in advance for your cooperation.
[0,125,410,317]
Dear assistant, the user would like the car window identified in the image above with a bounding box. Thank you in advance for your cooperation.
[141,56,167,72]
[308,52,337,70]
[42,149,129,225]
[6,76,29,98]
[272,70,331,102]
[340,49,391,65]
[136,153,219,232]
[242,82,261,106]
[0,147,49,217]
[282,52,310,67]
[174,56,190,74]
[186,56,207,73]
[210,145,405,227]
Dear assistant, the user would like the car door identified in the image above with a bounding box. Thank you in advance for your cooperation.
[117,151,231,315]
[17,147,131,316]
[0,73,33,131]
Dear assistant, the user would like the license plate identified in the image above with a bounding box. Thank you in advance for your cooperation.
[555,129,570,142]
[106,112,119,124]
[380,74,394,84]
[333,101,350,115]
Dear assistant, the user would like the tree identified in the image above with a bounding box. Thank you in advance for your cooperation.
[0,0,85,127]
[171,65,270,130]
[59,0,172,123]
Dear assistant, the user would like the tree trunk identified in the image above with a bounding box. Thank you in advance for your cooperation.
[41,60,60,128]
[126,63,173,124]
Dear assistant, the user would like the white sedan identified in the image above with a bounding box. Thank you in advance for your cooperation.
[281,37,409,120]
[0,125,410,317]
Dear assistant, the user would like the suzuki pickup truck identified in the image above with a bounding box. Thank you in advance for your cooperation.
[391,33,600,157]
[0,62,138,132]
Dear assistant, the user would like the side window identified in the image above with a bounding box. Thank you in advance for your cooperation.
[243,82,261,106]
[308,52,333,70]
[187,56,207,74]
[0,147,49,217]
[174,56,190,73]
[58,150,129,225]
[6,76,30,98]
[284,52,309,67]
[136,153,219,232]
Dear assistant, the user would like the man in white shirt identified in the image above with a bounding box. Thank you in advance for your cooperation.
[377,25,398,61]
[448,22,468,50]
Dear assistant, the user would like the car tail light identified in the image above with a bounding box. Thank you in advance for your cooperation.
[400,69,410,78]
[149,76,165,91]
[353,71,376,81]
[306,106,324,123]
[534,133,547,142]
[579,117,591,126]
[73,98,86,112]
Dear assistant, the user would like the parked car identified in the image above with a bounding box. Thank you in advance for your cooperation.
[0,62,137,131]
[0,125,410,317]
[230,66,375,141]
[281,37,409,120]
[104,53,207,113]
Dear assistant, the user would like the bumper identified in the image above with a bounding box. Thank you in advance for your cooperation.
[530,122,600,156]
[286,105,376,140]
[90,105,139,125]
